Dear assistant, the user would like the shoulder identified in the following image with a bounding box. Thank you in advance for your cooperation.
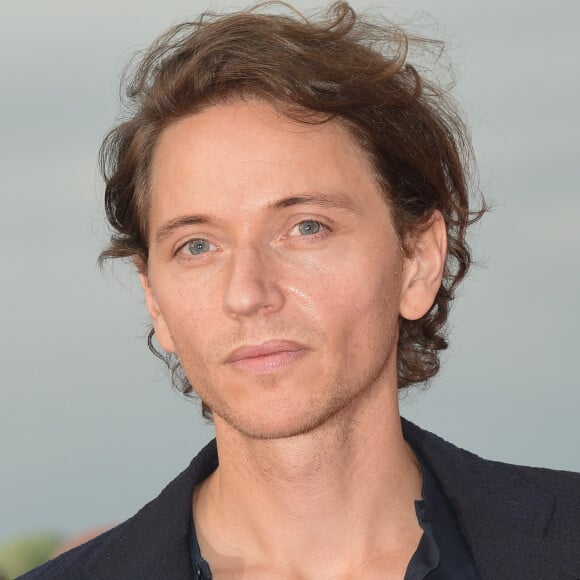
[403,418,580,578]
[16,529,114,579]
[403,416,580,498]
[18,439,218,579]
[408,417,580,511]
[504,460,580,491]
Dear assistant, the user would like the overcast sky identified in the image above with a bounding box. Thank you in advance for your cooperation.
[1,0,579,544]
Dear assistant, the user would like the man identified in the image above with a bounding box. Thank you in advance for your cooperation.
[22,2,580,579]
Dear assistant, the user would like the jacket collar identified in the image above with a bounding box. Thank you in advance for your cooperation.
[402,418,580,579]
[83,420,580,579]
[84,439,217,579]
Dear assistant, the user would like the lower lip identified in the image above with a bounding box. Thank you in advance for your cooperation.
[229,349,308,374]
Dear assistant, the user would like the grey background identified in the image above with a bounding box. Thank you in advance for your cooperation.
[1,0,578,544]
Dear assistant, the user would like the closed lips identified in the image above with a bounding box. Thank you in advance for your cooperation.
[226,340,308,363]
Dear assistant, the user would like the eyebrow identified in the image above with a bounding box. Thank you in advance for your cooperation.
[153,192,358,245]
[155,214,216,245]
[266,192,359,212]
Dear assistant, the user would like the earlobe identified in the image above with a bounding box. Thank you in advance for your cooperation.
[138,273,177,353]
[399,210,447,321]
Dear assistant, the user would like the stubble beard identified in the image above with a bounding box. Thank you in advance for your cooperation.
[174,313,398,442]
[180,346,395,442]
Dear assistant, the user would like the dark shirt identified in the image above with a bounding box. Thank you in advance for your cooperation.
[189,441,480,579]
[408,447,481,579]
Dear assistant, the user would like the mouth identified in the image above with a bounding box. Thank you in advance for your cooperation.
[225,340,309,374]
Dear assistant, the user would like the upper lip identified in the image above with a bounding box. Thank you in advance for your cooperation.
[226,340,308,363]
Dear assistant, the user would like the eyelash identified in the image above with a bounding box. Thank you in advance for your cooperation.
[175,238,218,259]
[287,219,330,240]
[174,219,332,260]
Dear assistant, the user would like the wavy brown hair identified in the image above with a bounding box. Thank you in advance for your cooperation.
[99,1,485,412]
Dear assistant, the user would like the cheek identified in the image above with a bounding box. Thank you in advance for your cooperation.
[292,248,403,342]
[335,263,402,377]
[153,272,218,350]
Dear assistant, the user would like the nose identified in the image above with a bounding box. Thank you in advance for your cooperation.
[223,245,285,318]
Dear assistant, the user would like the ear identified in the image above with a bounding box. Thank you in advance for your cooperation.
[399,210,447,321]
[138,272,177,353]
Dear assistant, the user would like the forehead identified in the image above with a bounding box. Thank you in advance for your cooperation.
[148,100,387,225]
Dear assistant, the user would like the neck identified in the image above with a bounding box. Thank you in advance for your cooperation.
[193,380,423,577]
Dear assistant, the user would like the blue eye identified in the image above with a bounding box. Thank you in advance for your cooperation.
[297,220,322,235]
[187,239,211,255]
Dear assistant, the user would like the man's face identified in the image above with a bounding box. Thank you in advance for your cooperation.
[143,100,417,439]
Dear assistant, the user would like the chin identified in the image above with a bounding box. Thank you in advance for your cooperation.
[212,392,354,441]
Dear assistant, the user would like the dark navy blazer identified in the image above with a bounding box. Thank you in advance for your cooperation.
[19,419,580,580]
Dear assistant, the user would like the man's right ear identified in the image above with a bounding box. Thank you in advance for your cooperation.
[138,272,177,354]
